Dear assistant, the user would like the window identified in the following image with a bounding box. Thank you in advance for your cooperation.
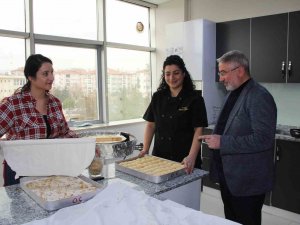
[106,0,150,46]
[0,0,155,124]
[0,0,25,32]
[33,0,98,40]
[107,48,151,121]
[106,0,154,122]
[0,36,25,100]
[36,44,99,121]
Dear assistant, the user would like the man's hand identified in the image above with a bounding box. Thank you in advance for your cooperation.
[198,134,221,149]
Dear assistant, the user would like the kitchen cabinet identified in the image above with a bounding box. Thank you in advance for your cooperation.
[287,11,300,83]
[216,10,300,83]
[251,13,288,82]
[216,19,250,62]
[272,139,300,214]
[201,142,220,190]
[201,128,220,190]
[251,11,300,83]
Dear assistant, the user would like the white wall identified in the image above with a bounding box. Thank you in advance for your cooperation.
[155,0,186,88]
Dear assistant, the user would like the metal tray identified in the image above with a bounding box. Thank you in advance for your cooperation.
[20,175,105,211]
[115,156,186,184]
[78,130,137,160]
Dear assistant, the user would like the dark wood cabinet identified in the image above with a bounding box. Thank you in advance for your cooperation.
[251,11,300,83]
[287,11,300,83]
[216,19,250,82]
[201,128,220,190]
[216,10,300,83]
[251,13,288,83]
[201,143,220,190]
[216,19,250,60]
[272,140,300,214]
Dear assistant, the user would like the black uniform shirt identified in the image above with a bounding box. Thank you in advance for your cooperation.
[143,89,208,167]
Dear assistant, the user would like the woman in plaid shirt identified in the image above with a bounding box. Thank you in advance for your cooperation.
[0,54,77,186]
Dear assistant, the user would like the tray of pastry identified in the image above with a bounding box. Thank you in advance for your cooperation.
[20,175,105,211]
[115,155,185,183]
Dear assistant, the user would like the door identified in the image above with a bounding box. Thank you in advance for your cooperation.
[251,13,288,82]
[287,11,300,83]
[272,140,300,214]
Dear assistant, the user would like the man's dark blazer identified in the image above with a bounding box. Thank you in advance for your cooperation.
[210,79,277,196]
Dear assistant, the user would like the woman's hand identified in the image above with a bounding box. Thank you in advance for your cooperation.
[182,155,196,174]
[138,149,148,157]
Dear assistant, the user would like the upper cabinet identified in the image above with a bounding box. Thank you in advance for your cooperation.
[216,11,300,83]
[251,13,288,82]
[287,11,300,83]
[216,19,250,61]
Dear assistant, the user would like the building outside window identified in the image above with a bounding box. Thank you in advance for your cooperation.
[0,0,155,124]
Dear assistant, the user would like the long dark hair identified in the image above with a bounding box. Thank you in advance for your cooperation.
[19,54,53,93]
[157,55,195,92]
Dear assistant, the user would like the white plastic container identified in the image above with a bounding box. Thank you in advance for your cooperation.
[0,138,96,178]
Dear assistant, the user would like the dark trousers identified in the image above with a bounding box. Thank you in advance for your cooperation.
[3,160,20,186]
[219,177,265,225]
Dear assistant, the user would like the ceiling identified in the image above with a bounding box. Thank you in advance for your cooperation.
[143,0,171,5]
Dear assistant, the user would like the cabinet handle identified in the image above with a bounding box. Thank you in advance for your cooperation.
[281,61,286,79]
[276,145,280,161]
[288,61,292,77]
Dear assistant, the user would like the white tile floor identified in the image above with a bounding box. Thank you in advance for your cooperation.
[200,186,300,225]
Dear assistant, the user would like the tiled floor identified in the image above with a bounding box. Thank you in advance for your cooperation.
[200,186,300,225]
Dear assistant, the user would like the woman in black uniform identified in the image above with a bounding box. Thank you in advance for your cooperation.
[139,55,208,174]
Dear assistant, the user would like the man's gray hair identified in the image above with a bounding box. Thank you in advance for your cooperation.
[217,50,250,75]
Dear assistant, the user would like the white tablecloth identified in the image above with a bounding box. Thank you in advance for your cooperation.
[24,182,240,225]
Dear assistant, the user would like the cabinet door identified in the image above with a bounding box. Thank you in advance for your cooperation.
[272,140,300,214]
[251,13,288,82]
[288,11,300,83]
[216,19,250,59]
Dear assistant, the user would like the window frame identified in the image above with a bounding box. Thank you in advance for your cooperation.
[0,0,156,125]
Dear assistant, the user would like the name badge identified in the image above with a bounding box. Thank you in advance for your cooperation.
[178,106,188,111]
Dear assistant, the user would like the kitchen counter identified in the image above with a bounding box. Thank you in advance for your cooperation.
[275,124,300,142]
[0,169,208,225]
[275,133,300,142]
[205,125,300,142]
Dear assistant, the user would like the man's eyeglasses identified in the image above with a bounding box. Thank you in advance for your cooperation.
[218,66,240,77]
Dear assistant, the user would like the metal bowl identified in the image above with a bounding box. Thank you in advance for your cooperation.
[78,130,137,160]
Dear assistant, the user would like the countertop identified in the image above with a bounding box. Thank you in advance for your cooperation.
[275,124,300,142]
[205,124,300,142]
[0,169,207,225]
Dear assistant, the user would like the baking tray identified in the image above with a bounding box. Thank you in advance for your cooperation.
[78,131,137,159]
[115,156,186,184]
[20,175,105,211]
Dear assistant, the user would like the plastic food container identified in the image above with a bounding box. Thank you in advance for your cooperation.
[0,138,96,177]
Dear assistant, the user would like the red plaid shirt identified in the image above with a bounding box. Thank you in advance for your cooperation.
[0,91,77,140]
